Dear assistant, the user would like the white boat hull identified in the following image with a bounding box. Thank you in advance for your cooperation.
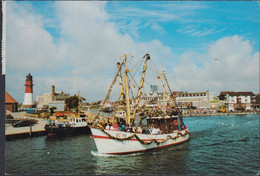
[90,127,190,154]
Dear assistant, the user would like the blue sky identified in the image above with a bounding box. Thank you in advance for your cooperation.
[4,1,259,103]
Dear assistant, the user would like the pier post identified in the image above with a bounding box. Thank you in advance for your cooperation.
[29,124,32,136]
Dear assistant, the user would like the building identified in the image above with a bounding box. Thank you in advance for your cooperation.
[48,101,65,112]
[176,90,213,102]
[36,85,70,109]
[222,91,255,111]
[22,73,34,108]
[139,92,172,107]
[175,90,214,109]
[5,92,18,112]
[251,94,260,110]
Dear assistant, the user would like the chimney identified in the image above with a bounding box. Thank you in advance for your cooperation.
[206,90,209,101]
[51,85,55,101]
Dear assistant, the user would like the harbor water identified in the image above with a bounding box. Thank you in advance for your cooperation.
[5,114,259,175]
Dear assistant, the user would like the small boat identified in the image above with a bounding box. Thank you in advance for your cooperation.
[100,103,113,112]
[45,92,90,136]
[90,53,190,154]
[45,116,90,136]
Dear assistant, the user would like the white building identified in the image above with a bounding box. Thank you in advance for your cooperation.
[49,101,65,112]
[139,90,226,110]
[175,90,214,109]
[139,92,171,107]
[176,90,213,102]
[224,92,255,111]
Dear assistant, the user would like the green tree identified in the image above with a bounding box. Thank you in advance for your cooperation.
[65,95,80,110]
[49,107,57,114]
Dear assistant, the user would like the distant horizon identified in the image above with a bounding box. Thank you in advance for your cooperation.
[4,1,259,103]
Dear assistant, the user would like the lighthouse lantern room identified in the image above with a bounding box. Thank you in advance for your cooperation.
[22,73,34,108]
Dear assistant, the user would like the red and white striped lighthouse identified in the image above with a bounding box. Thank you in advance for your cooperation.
[22,73,34,108]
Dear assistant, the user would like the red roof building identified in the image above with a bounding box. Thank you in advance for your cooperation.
[5,92,18,112]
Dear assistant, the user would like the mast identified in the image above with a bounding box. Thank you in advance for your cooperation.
[123,56,131,125]
[78,91,81,117]
[160,71,166,107]
[163,73,182,114]
[132,53,150,123]
[101,62,123,107]
[112,59,125,122]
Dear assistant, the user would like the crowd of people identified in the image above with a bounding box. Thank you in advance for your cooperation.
[139,106,179,117]
[95,121,162,135]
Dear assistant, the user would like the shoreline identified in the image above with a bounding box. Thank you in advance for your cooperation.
[89,109,259,118]
[182,111,259,117]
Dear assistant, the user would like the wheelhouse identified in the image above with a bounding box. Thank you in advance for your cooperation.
[146,116,186,134]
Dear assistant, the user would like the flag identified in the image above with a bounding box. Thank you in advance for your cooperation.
[150,85,158,92]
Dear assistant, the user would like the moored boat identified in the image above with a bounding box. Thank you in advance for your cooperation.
[45,116,90,136]
[90,53,190,154]
[45,92,90,136]
[100,103,113,112]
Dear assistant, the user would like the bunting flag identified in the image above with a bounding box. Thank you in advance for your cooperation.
[150,85,158,92]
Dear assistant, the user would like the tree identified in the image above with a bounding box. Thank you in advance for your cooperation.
[49,107,57,114]
[65,95,80,110]
[218,94,226,101]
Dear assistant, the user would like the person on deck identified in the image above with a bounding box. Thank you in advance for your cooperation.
[112,122,118,130]
[142,126,147,134]
[119,122,126,131]
[136,126,142,133]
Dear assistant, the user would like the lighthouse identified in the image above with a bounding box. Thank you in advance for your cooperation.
[22,73,34,108]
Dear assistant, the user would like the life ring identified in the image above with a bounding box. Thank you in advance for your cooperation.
[173,120,178,126]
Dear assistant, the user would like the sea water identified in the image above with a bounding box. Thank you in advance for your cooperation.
[5,114,259,175]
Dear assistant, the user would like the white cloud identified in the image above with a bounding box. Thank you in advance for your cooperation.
[5,1,173,103]
[170,35,259,95]
[5,3,71,82]
[177,25,226,37]
[5,2,258,104]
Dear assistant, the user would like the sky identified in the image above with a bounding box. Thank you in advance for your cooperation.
[3,1,259,103]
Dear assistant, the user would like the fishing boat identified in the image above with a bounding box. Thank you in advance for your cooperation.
[90,53,190,154]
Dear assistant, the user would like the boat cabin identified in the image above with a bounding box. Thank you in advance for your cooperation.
[114,110,134,124]
[68,117,87,127]
[115,110,125,118]
[146,116,186,134]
